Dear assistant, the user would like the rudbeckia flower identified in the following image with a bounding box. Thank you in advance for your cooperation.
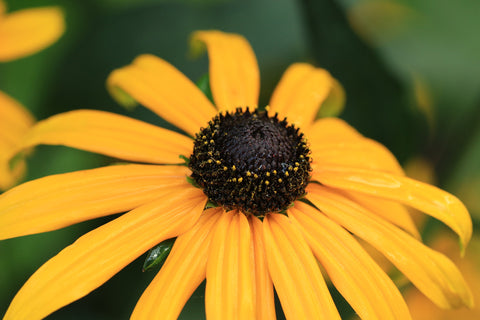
[0,0,65,191]
[0,31,473,319]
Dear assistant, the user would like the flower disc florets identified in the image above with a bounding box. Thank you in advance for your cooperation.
[189,108,311,216]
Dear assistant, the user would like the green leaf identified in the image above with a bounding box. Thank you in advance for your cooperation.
[196,73,214,103]
[142,238,176,272]
[316,77,346,118]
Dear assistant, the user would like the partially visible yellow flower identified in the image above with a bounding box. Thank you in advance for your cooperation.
[0,31,473,319]
[0,0,65,191]
[0,91,34,190]
[0,0,64,62]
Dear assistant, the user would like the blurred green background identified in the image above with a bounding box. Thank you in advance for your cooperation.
[1,0,479,319]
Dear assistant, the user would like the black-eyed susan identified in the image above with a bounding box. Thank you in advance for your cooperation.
[0,0,65,191]
[0,31,473,319]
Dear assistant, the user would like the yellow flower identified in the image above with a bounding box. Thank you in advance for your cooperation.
[0,0,65,190]
[0,31,473,319]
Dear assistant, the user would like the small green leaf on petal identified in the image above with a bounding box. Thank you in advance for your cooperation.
[142,238,176,272]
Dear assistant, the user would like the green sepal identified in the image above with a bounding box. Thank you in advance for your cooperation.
[186,175,201,188]
[179,155,190,166]
[204,200,218,209]
[142,238,176,272]
[196,73,214,103]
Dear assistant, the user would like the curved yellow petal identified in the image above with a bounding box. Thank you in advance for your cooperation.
[307,117,361,144]
[131,207,222,320]
[269,63,333,129]
[0,91,34,190]
[4,185,207,320]
[206,210,256,320]
[191,30,260,112]
[343,191,420,239]
[0,6,64,62]
[307,184,474,309]
[107,54,217,136]
[0,165,192,240]
[289,202,412,320]
[263,213,340,320]
[249,216,276,320]
[311,138,404,175]
[313,167,472,249]
[19,110,193,164]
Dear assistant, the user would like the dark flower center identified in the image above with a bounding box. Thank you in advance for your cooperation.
[189,108,311,216]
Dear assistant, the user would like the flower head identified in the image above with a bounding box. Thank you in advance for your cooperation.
[0,0,65,191]
[0,31,473,319]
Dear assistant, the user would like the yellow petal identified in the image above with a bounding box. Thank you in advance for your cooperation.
[249,216,276,320]
[0,91,34,190]
[263,213,340,320]
[0,6,64,62]
[310,138,404,175]
[307,117,361,144]
[131,207,222,320]
[191,30,260,111]
[0,164,192,240]
[206,210,256,320]
[0,91,35,138]
[107,54,217,136]
[342,191,420,239]
[4,185,207,320]
[0,1,5,16]
[307,184,474,309]
[289,201,412,320]
[269,63,333,129]
[19,109,193,164]
[312,167,472,249]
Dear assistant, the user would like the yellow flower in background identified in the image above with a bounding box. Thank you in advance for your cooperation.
[0,31,473,319]
[0,0,64,62]
[404,234,480,320]
[0,0,65,190]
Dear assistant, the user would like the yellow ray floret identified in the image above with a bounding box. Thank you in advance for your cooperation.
[132,208,222,320]
[289,201,412,320]
[18,109,193,164]
[307,184,473,309]
[0,165,191,240]
[269,63,333,129]
[263,213,341,319]
[206,210,256,320]
[4,186,207,320]
[312,167,472,249]
[107,54,217,136]
[0,4,64,61]
[191,30,260,112]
